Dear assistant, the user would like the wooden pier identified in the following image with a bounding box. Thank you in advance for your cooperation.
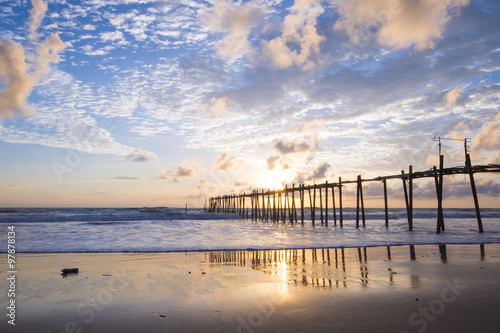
[206,153,500,233]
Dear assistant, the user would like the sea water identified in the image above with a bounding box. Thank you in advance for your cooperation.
[0,207,499,253]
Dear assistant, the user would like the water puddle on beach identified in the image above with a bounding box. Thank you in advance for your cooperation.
[204,243,493,290]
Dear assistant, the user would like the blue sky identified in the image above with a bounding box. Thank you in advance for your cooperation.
[0,0,499,208]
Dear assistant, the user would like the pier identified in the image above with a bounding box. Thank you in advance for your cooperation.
[206,152,500,233]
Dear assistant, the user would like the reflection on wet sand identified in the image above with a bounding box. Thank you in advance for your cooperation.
[207,244,488,289]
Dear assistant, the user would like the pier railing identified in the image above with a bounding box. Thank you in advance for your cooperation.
[206,153,500,233]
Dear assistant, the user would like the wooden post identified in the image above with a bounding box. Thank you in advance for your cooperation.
[292,184,297,224]
[266,190,269,221]
[360,176,365,227]
[273,187,276,222]
[313,184,316,224]
[282,188,286,223]
[250,193,254,220]
[242,193,245,218]
[319,184,324,224]
[339,177,343,228]
[308,187,315,226]
[277,191,281,222]
[356,176,361,229]
[252,193,256,218]
[439,156,444,232]
[409,165,413,231]
[331,185,337,226]
[433,166,440,232]
[402,170,412,231]
[466,153,483,233]
[301,185,305,224]
[259,190,263,221]
[281,190,286,223]
[287,185,293,224]
[325,181,328,227]
[434,155,445,233]
[383,178,389,227]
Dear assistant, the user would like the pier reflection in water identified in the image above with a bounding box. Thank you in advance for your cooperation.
[206,244,487,289]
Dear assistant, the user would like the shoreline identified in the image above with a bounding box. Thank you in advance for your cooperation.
[1,243,500,332]
[2,241,499,255]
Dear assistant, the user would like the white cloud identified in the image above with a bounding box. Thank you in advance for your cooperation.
[473,112,500,152]
[28,0,48,41]
[83,24,97,31]
[200,0,265,59]
[127,148,157,162]
[100,30,125,42]
[444,82,471,109]
[260,0,325,69]
[213,152,237,171]
[200,96,233,115]
[0,1,66,119]
[334,0,471,51]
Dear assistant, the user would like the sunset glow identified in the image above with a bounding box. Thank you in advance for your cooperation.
[0,0,499,208]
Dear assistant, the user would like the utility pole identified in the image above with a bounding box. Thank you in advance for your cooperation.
[433,136,471,162]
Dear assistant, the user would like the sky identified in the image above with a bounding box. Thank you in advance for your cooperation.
[0,0,499,208]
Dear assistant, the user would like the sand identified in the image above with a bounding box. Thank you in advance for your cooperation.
[1,243,500,333]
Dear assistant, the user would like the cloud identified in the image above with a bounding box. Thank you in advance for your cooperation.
[274,139,311,154]
[292,161,331,184]
[488,153,500,164]
[83,24,97,30]
[266,155,280,170]
[177,165,195,177]
[200,0,265,59]
[32,33,67,81]
[127,148,157,162]
[334,0,470,51]
[261,0,325,69]
[200,96,232,115]
[308,161,331,179]
[302,118,323,149]
[473,112,500,151]
[28,0,48,41]
[197,178,208,189]
[176,159,197,177]
[266,155,290,170]
[157,170,180,182]
[7,181,23,188]
[105,177,145,181]
[444,82,471,109]
[158,158,198,181]
[0,40,36,118]
[0,0,66,119]
[100,31,125,42]
[213,151,237,171]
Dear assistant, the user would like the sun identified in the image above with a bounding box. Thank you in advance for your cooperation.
[257,170,289,191]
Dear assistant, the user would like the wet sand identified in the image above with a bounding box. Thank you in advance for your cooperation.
[1,244,500,332]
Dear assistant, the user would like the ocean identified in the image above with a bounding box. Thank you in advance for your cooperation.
[1,207,499,253]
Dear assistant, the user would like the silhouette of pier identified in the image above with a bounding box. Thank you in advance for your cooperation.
[206,151,500,233]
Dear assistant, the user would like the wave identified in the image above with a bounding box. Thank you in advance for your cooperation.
[1,207,499,223]
[0,207,240,223]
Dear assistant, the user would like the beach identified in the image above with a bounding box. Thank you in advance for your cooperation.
[2,243,500,332]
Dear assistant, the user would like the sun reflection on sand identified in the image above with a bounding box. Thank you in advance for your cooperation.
[274,250,290,296]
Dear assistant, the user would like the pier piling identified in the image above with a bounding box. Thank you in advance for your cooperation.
[206,160,497,233]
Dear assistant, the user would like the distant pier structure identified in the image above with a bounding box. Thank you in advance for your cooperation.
[206,143,500,234]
